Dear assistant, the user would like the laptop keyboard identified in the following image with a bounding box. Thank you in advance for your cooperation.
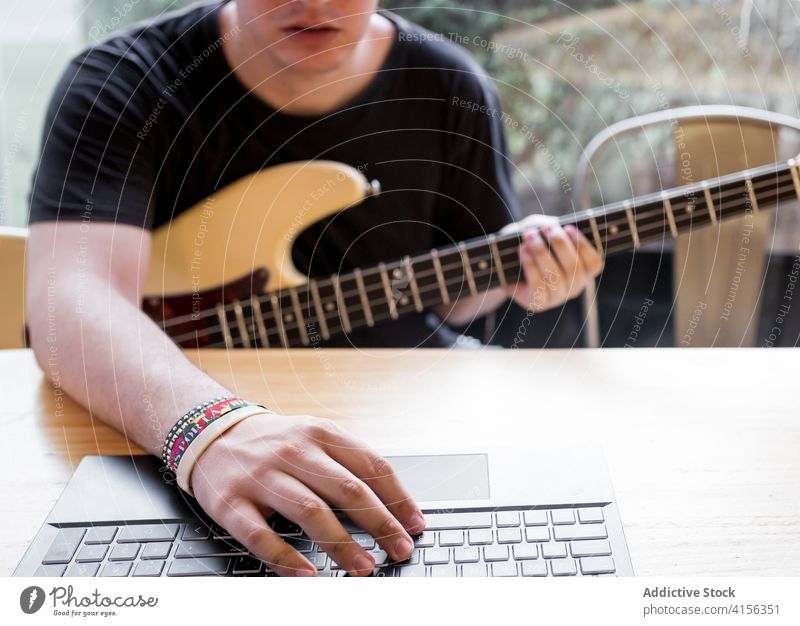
[33,507,617,577]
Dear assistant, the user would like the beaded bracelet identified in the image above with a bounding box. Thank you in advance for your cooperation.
[160,395,233,469]
[162,396,267,476]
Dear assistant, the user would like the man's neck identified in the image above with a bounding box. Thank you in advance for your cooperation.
[219,5,396,116]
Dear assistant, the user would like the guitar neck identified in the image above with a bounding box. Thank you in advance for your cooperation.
[186,158,800,348]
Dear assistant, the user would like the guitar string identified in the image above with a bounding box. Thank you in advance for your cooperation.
[160,176,796,338]
[157,171,793,331]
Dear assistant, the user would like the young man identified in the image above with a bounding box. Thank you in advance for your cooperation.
[25,0,602,576]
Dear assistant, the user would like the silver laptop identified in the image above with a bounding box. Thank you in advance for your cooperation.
[13,445,633,577]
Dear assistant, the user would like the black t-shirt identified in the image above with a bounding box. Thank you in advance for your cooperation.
[28,1,520,347]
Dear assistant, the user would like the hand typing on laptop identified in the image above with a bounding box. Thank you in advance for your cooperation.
[190,411,424,577]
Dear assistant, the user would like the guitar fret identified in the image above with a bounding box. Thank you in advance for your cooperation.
[662,193,678,238]
[309,280,330,341]
[216,304,233,349]
[458,243,479,296]
[332,275,352,333]
[487,234,507,288]
[270,294,289,347]
[378,263,399,320]
[790,159,800,199]
[353,269,374,328]
[587,213,603,255]
[744,177,760,214]
[232,300,251,348]
[250,296,270,347]
[430,249,450,304]
[623,201,640,249]
[403,256,424,312]
[702,183,718,225]
[289,287,310,346]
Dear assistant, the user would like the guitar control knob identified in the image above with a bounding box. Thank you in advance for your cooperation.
[365,179,381,197]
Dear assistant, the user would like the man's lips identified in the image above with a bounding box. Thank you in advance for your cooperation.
[282,24,339,34]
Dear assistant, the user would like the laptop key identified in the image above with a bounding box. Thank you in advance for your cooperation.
[525,526,550,543]
[577,507,605,523]
[550,509,576,525]
[84,526,117,545]
[168,557,230,576]
[141,542,172,560]
[541,542,568,559]
[512,543,539,560]
[270,516,303,536]
[34,564,66,577]
[523,510,548,526]
[553,524,608,541]
[580,556,616,575]
[483,545,509,562]
[438,530,464,547]
[453,547,480,563]
[75,545,108,562]
[570,540,612,558]
[101,562,132,577]
[413,531,435,548]
[423,548,450,565]
[310,553,328,570]
[66,562,100,577]
[521,560,548,577]
[468,529,493,545]
[430,564,458,577]
[424,512,492,530]
[182,522,211,541]
[43,527,86,564]
[460,563,488,577]
[398,566,426,577]
[550,558,578,576]
[495,511,520,528]
[351,534,375,550]
[232,555,263,575]
[117,523,178,543]
[133,560,165,577]
[175,540,246,558]
[371,549,390,567]
[491,562,518,577]
[497,528,522,544]
[109,543,140,561]
[288,538,314,552]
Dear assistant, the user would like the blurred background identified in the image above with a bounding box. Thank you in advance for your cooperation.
[2,0,799,347]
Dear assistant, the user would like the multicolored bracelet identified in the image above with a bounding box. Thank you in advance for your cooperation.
[161,396,268,477]
[176,404,274,496]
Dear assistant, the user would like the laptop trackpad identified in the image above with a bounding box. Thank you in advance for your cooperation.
[386,454,489,502]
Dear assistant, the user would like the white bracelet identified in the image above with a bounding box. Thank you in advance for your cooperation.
[176,404,274,496]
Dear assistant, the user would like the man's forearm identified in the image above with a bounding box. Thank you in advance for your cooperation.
[28,272,230,456]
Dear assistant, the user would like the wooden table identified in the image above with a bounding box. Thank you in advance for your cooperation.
[1,347,798,576]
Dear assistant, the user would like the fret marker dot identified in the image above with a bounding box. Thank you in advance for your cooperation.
[284,314,294,323]
[400,296,409,306]
[609,224,619,235]
[324,303,335,312]
[478,260,488,270]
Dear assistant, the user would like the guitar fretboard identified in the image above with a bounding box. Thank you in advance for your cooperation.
[164,158,800,348]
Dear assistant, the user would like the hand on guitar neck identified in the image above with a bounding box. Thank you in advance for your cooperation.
[435,214,603,326]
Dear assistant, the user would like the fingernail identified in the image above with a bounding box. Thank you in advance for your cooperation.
[394,536,414,559]
[408,512,426,533]
[354,554,375,575]
[297,567,316,577]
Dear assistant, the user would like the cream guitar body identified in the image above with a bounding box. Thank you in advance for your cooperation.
[146,160,378,296]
